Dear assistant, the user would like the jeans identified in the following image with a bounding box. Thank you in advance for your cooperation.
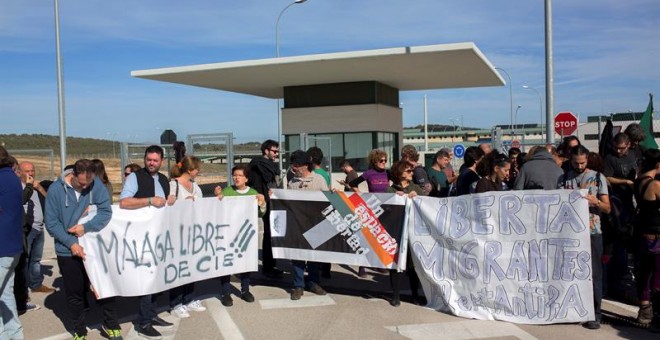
[220,273,250,295]
[25,228,45,289]
[1,255,24,340]
[57,256,119,336]
[591,234,603,322]
[292,261,320,289]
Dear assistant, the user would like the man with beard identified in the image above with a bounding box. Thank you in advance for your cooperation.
[558,145,611,330]
[45,159,121,340]
[247,140,283,278]
[120,145,175,339]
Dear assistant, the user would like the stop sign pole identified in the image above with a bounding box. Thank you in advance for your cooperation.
[554,111,578,137]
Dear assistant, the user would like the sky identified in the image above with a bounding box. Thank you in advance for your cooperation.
[1,0,659,144]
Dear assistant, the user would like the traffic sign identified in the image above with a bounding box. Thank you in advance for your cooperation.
[511,140,521,149]
[554,111,578,136]
[453,144,466,159]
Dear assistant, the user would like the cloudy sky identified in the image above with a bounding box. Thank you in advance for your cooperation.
[1,0,658,143]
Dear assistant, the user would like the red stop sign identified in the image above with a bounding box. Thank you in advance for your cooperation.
[554,111,578,136]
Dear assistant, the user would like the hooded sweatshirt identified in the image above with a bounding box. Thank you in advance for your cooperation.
[513,149,563,190]
[45,171,112,257]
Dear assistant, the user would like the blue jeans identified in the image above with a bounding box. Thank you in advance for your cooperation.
[1,255,23,340]
[25,228,44,289]
[292,261,320,289]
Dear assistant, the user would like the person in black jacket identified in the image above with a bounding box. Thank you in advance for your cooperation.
[247,140,284,279]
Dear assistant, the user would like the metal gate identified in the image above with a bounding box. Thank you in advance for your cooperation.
[187,133,234,186]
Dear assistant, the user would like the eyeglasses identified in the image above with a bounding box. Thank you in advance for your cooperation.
[404,169,413,173]
[269,149,280,154]
[378,159,387,163]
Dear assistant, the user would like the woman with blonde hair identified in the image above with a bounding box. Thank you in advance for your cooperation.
[168,156,206,318]
[348,149,391,277]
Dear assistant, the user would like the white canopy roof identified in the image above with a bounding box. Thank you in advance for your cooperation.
[131,42,505,99]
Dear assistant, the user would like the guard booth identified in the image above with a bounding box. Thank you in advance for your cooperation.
[131,43,505,176]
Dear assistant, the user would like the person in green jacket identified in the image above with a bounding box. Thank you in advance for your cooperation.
[217,165,266,307]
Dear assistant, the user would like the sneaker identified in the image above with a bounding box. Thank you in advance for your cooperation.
[151,316,174,329]
[306,283,326,296]
[31,285,56,293]
[18,302,41,314]
[290,287,304,300]
[186,300,206,312]
[263,267,284,279]
[170,304,190,319]
[220,294,233,307]
[638,304,653,324]
[136,324,162,339]
[358,266,367,278]
[582,320,600,330]
[73,333,87,340]
[101,325,123,340]
[241,291,255,303]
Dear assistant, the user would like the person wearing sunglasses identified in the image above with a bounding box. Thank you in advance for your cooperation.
[385,160,425,307]
[247,140,284,279]
[348,149,391,278]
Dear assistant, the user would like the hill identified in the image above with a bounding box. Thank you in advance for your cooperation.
[0,134,262,155]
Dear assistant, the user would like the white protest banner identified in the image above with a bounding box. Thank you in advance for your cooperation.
[270,190,409,270]
[79,196,258,299]
[410,189,594,324]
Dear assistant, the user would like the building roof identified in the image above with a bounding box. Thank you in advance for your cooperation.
[131,43,505,99]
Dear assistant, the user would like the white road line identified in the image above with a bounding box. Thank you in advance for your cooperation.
[385,320,538,340]
[206,298,245,340]
[603,298,638,314]
[124,315,181,340]
[259,295,336,309]
[40,332,72,340]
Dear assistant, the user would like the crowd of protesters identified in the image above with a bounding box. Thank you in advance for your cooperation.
[2,128,660,339]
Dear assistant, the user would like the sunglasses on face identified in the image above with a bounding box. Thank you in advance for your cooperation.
[269,149,280,154]
[378,159,387,163]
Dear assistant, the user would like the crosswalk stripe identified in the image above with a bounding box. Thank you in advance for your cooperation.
[258,295,336,310]
[385,320,538,340]
[206,298,245,340]
[602,298,638,314]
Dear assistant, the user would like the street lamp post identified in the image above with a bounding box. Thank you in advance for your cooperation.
[514,105,522,137]
[522,85,544,140]
[54,0,67,172]
[275,0,308,174]
[449,118,459,144]
[495,67,514,137]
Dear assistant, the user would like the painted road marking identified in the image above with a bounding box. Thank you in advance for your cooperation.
[207,298,245,340]
[603,299,638,314]
[259,295,336,310]
[386,320,538,340]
